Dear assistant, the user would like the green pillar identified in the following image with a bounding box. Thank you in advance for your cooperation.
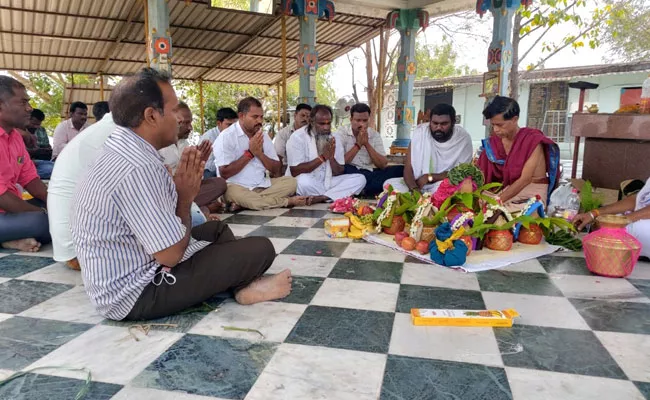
[283,0,335,106]
[147,0,172,75]
[387,9,429,148]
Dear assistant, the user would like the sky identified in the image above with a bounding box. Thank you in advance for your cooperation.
[329,4,619,101]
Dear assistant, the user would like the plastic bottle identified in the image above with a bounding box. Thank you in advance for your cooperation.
[564,188,581,221]
[641,75,650,114]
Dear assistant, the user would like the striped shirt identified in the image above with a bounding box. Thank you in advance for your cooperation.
[71,127,209,320]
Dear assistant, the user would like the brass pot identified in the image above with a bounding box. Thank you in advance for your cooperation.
[583,215,641,278]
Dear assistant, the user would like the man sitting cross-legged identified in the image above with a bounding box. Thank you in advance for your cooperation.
[286,105,366,204]
[385,104,473,193]
[0,76,50,252]
[274,103,312,174]
[336,103,404,197]
[71,69,291,321]
[214,97,307,211]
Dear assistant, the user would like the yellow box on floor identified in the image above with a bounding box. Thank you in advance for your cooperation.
[411,308,520,327]
[324,218,350,238]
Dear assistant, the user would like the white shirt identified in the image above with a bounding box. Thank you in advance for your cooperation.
[274,124,295,165]
[286,126,345,184]
[52,118,88,159]
[158,138,190,173]
[200,127,220,174]
[335,125,385,171]
[213,122,278,190]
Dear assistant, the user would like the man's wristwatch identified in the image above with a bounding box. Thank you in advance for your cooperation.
[427,174,433,183]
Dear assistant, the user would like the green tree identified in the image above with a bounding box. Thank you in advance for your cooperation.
[211,0,249,10]
[285,63,337,107]
[415,40,476,80]
[602,0,650,62]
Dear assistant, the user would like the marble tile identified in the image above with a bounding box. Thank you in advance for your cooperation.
[630,279,650,298]
[0,248,17,254]
[0,316,92,369]
[551,274,649,303]
[239,208,289,217]
[396,284,485,313]
[477,270,564,297]
[311,218,326,228]
[404,255,429,264]
[29,325,183,385]
[246,343,386,400]
[286,305,394,354]
[223,214,275,225]
[112,386,227,400]
[131,335,277,399]
[280,208,330,218]
[102,305,219,334]
[189,300,306,342]
[0,278,8,285]
[389,313,503,366]
[268,238,294,254]
[226,224,259,237]
[401,263,480,291]
[0,279,74,314]
[247,225,307,239]
[297,228,353,242]
[0,373,123,400]
[19,286,103,324]
[217,213,233,221]
[340,242,406,263]
[506,367,645,400]
[293,202,331,210]
[281,239,349,258]
[15,246,54,259]
[635,381,650,399]
[18,262,84,286]
[0,255,57,278]
[571,298,650,335]
[482,291,590,330]
[311,278,399,312]
[630,262,650,280]
[494,324,627,379]
[538,255,592,275]
[277,275,324,304]
[329,258,403,283]
[595,331,650,382]
[498,258,547,274]
[0,313,12,323]
[268,254,338,277]
[380,355,513,400]
[265,216,320,228]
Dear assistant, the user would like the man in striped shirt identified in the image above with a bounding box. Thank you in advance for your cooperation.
[71,68,292,321]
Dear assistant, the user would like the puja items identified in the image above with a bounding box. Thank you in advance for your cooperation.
[411,308,519,327]
[518,224,543,245]
[583,215,641,278]
[429,223,468,267]
[324,218,350,238]
[329,197,355,213]
[484,230,514,251]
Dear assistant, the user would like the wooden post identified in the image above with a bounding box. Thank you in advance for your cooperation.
[276,82,281,131]
[281,13,288,125]
[143,0,150,67]
[99,74,105,101]
[199,78,205,134]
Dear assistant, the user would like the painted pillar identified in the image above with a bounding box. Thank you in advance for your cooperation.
[146,0,172,75]
[283,0,335,106]
[387,9,429,148]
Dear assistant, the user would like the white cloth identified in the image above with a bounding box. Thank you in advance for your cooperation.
[384,178,441,194]
[286,126,366,200]
[274,125,295,165]
[200,126,220,174]
[48,114,116,262]
[335,124,386,171]
[52,118,88,159]
[627,177,650,258]
[213,121,278,190]
[158,138,190,173]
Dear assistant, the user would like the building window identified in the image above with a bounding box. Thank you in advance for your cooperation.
[527,81,569,142]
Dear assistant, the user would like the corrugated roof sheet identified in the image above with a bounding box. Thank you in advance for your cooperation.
[0,0,386,85]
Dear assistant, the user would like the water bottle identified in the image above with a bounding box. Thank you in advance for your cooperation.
[565,188,581,221]
[641,75,650,114]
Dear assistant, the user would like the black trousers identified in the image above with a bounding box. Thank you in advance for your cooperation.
[125,221,276,321]
[343,164,405,197]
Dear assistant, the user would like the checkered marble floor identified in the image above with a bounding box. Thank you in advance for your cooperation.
[0,203,649,399]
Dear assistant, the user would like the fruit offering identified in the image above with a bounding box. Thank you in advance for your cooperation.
[330,197,355,213]
[394,231,409,246]
[416,240,429,254]
[402,237,416,251]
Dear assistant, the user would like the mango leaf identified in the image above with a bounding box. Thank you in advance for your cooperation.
[395,203,410,216]
[460,193,474,210]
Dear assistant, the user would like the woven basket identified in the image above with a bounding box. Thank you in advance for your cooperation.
[583,215,641,278]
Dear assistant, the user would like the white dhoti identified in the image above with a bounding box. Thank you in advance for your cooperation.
[383,177,441,194]
[297,173,366,200]
[48,191,75,263]
[628,220,650,258]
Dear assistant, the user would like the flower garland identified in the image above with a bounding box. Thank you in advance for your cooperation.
[409,193,432,238]
[375,194,397,232]
[485,203,514,224]
[451,212,475,232]
[520,195,543,216]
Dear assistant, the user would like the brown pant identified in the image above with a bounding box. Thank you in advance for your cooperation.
[124,221,276,321]
[224,176,297,210]
[195,177,227,208]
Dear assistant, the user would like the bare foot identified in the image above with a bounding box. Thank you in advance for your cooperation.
[235,269,293,305]
[66,258,81,271]
[1,238,41,252]
[208,214,220,221]
[287,196,309,207]
[229,202,242,213]
[309,195,329,205]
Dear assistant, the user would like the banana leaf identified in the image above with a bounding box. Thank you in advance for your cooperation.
[381,206,395,228]
[394,203,410,216]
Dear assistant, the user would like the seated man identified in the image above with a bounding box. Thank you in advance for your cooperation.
[71,68,291,321]
[23,109,54,179]
[574,177,650,258]
[0,77,50,252]
[200,107,238,179]
[286,105,366,203]
[385,104,473,193]
[92,101,110,122]
[49,112,208,271]
[159,102,226,214]
[336,103,403,196]
[215,97,306,210]
[274,103,312,173]
[478,96,560,211]
[52,101,88,160]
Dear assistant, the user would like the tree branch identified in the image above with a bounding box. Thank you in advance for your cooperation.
[8,72,53,103]
[519,24,554,63]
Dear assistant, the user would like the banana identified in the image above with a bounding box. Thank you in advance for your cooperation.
[349,215,365,230]
[347,230,365,239]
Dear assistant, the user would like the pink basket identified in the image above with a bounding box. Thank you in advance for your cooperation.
[583,221,641,278]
